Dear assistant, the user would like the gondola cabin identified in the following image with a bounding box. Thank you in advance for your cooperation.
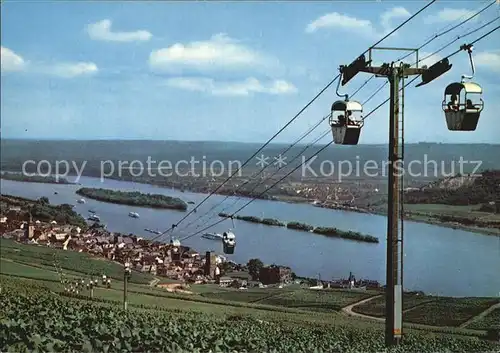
[330,100,364,145]
[170,238,181,254]
[222,231,236,254]
[442,82,483,131]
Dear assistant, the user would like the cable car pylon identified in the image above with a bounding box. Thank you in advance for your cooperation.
[337,46,446,347]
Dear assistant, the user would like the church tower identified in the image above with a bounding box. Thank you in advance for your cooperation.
[25,211,35,239]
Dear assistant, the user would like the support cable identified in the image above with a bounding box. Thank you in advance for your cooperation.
[174,113,331,234]
[179,70,423,240]
[179,139,334,242]
[184,128,331,234]
[154,0,439,241]
[419,16,500,63]
[396,0,497,62]
[151,75,339,242]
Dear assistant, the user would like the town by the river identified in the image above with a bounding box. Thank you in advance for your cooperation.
[1,176,499,298]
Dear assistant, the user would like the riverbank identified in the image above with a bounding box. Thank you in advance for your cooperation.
[0,194,86,228]
[277,196,500,237]
[99,175,499,236]
[379,204,500,237]
[0,172,74,185]
[76,187,188,211]
[2,171,498,236]
[2,176,499,297]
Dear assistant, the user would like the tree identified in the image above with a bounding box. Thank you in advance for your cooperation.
[247,258,264,281]
[38,197,49,205]
[220,261,233,274]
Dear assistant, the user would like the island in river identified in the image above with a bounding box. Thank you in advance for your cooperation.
[217,212,379,243]
[75,187,188,211]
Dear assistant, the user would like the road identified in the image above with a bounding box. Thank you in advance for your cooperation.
[341,294,384,322]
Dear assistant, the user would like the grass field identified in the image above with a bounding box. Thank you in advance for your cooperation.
[201,289,288,303]
[0,258,67,282]
[403,204,500,235]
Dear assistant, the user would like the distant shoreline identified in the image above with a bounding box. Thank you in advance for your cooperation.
[2,172,499,237]
[0,172,75,185]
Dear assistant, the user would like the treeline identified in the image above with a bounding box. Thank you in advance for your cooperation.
[218,213,378,243]
[312,227,379,243]
[479,203,500,213]
[405,170,500,206]
[431,214,500,229]
[218,213,285,226]
[0,172,73,184]
[1,195,86,228]
[76,188,187,211]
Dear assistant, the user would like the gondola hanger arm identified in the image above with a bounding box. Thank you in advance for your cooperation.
[336,68,349,101]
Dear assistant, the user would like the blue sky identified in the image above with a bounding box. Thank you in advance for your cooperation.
[1,1,499,144]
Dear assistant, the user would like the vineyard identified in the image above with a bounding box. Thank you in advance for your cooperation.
[255,288,374,312]
[1,238,499,352]
[467,308,500,330]
[352,294,500,327]
[402,298,500,327]
[1,277,499,353]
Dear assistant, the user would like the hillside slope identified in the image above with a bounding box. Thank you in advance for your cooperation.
[405,171,500,206]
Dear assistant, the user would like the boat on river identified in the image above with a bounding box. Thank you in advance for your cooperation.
[87,214,100,222]
[145,228,162,235]
[128,212,140,218]
[202,232,223,240]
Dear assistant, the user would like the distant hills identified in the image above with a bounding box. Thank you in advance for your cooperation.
[1,139,499,181]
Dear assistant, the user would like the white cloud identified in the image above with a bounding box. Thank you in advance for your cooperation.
[305,12,374,34]
[149,33,274,72]
[1,46,26,72]
[380,7,411,30]
[306,7,410,36]
[165,77,297,96]
[0,46,97,78]
[475,51,500,73]
[86,19,152,42]
[47,62,98,78]
[424,8,477,24]
[418,51,443,68]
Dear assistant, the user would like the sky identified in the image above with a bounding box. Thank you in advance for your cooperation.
[1,1,500,144]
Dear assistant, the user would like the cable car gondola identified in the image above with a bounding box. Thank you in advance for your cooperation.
[222,231,236,254]
[329,100,364,145]
[170,238,181,254]
[441,44,484,131]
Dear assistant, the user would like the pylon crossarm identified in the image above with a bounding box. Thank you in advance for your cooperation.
[360,66,427,76]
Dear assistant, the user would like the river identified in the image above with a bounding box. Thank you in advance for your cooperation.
[1,176,499,297]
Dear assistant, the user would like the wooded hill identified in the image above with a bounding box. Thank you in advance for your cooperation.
[405,170,500,207]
